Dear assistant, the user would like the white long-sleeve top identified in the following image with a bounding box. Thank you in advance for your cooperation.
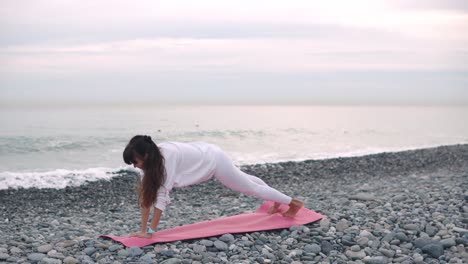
[141,141,220,211]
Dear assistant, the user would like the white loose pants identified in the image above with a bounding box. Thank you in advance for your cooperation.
[212,149,292,205]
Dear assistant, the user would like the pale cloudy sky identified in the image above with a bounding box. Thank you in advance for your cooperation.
[0,0,467,104]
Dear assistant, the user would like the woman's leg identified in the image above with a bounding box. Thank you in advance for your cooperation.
[248,175,267,186]
[213,150,292,205]
[245,176,283,212]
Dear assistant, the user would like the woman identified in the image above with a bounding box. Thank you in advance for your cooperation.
[123,135,304,238]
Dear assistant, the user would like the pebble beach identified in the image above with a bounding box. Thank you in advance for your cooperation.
[1,144,467,264]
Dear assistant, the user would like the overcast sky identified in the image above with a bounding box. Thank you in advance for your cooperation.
[1,0,467,105]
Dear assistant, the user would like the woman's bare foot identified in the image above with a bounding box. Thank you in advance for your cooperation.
[282,198,304,217]
[268,202,281,214]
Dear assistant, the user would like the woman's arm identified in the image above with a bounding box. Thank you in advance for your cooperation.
[129,206,152,238]
[129,207,163,238]
[150,207,162,231]
[140,206,151,232]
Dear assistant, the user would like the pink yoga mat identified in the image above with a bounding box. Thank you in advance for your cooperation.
[101,201,324,247]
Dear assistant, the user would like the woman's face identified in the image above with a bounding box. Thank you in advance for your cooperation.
[132,157,144,169]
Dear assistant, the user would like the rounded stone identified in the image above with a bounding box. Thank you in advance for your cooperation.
[56,241,76,248]
[321,241,333,255]
[303,244,321,254]
[403,224,419,231]
[422,243,444,259]
[63,256,78,264]
[160,258,182,264]
[320,218,331,231]
[345,250,366,260]
[28,253,46,262]
[336,219,349,232]
[9,247,23,255]
[351,245,361,252]
[214,240,228,251]
[440,238,456,248]
[412,253,424,262]
[363,256,388,264]
[357,237,369,247]
[199,240,214,247]
[117,249,129,257]
[0,253,9,260]
[284,238,295,245]
[219,234,235,243]
[37,244,53,253]
[108,245,121,252]
[128,247,143,257]
[193,245,206,253]
[40,257,62,264]
[83,247,96,256]
[162,249,176,257]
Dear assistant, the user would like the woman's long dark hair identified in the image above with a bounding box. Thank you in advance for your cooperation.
[123,135,166,208]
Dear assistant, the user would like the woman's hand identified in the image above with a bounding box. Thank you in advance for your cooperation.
[129,231,153,239]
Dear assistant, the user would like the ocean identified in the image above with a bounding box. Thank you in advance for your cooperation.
[1,104,467,189]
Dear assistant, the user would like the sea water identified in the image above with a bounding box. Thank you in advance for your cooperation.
[1,103,467,189]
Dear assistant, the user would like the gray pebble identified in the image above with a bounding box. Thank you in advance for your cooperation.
[193,245,206,253]
[37,244,53,253]
[303,244,321,254]
[83,247,96,256]
[336,219,349,232]
[40,257,62,264]
[320,218,331,231]
[10,246,23,254]
[321,240,333,255]
[128,246,143,257]
[214,240,228,251]
[162,249,176,257]
[349,193,377,201]
[117,249,128,257]
[0,253,9,260]
[346,249,366,260]
[392,194,407,202]
[160,258,181,264]
[414,238,437,249]
[139,254,154,263]
[219,234,235,243]
[279,229,290,237]
[63,256,79,264]
[47,251,65,259]
[395,232,409,242]
[453,227,468,234]
[378,248,395,258]
[455,238,468,246]
[28,253,46,262]
[108,244,121,252]
[412,253,424,262]
[425,224,438,236]
[363,256,388,264]
[441,238,456,248]
[422,243,445,258]
[283,238,295,245]
[351,245,361,252]
[403,224,419,231]
[199,239,214,247]
[358,237,369,246]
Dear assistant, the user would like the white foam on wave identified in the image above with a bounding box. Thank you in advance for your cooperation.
[1,143,463,190]
[231,143,460,165]
[0,166,140,190]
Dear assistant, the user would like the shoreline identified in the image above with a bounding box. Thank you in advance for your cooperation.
[1,143,467,191]
[0,144,467,263]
